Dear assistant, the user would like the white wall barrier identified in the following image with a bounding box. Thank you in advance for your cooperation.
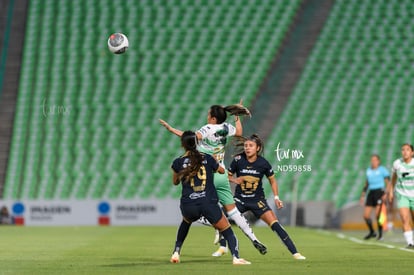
[0,199,182,226]
[0,199,337,227]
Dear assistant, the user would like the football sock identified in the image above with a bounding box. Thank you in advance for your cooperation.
[377,223,383,238]
[403,231,413,245]
[376,210,383,236]
[364,218,374,233]
[227,208,258,242]
[221,227,239,258]
[219,236,227,247]
[271,221,298,255]
[173,220,191,254]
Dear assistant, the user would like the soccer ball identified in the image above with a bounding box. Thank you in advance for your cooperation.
[107,33,129,54]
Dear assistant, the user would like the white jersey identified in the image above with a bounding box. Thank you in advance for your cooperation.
[392,158,414,197]
[196,123,236,167]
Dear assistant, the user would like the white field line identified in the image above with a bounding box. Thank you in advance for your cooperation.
[316,230,414,253]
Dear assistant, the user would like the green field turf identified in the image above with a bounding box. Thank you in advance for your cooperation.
[0,226,412,274]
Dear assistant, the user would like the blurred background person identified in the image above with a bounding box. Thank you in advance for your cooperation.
[0,206,13,225]
[360,154,390,240]
[388,143,414,248]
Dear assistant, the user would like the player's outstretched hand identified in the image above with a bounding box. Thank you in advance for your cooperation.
[159,119,171,131]
[275,198,284,209]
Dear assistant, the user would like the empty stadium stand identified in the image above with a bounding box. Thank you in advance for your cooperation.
[265,0,414,207]
[4,0,301,199]
[6,0,412,210]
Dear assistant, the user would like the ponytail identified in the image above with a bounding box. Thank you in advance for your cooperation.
[209,103,251,124]
[232,136,247,156]
[178,131,204,182]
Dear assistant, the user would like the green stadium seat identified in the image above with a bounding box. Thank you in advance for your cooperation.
[266,0,414,208]
[4,0,301,200]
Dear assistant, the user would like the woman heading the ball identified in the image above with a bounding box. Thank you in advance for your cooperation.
[220,134,306,260]
[160,102,267,256]
[170,131,251,265]
[387,143,414,249]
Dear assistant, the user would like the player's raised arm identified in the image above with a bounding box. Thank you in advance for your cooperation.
[234,116,242,137]
[159,119,183,137]
[160,119,203,139]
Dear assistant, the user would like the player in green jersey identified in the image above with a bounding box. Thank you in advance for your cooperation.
[388,143,414,248]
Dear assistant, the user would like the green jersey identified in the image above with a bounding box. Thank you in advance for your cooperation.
[392,158,414,197]
[196,123,236,167]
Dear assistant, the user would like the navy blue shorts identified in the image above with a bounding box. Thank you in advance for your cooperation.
[235,197,271,219]
[180,202,223,224]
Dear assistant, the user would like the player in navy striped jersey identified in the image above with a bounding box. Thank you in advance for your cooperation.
[160,103,267,256]
[170,131,251,265]
[217,134,305,260]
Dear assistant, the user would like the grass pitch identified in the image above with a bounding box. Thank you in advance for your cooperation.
[0,226,412,274]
